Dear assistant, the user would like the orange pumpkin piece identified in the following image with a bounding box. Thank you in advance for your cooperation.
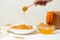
[46,12,54,25]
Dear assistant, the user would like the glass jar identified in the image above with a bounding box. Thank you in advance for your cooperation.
[38,25,55,34]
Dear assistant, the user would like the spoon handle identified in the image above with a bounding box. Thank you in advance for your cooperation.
[28,4,34,8]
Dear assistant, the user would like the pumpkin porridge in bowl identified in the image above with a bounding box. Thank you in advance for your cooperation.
[10,24,36,34]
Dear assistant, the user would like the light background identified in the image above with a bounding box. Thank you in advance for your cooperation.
[0,0,60,26]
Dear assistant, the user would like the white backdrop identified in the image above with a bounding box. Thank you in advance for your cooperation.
[0,0,60,26]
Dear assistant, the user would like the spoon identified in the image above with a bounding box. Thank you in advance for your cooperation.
[22,4,34,12]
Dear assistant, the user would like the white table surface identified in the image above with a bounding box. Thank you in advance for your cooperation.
[0,29,60,40]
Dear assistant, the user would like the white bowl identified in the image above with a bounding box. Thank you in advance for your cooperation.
[9,25,36,34]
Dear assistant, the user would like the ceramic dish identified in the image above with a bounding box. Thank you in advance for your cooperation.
[9,24,36,34]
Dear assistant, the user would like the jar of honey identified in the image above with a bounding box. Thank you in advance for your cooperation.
[38,23,55,34]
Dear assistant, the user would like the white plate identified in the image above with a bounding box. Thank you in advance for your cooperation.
[9,24,36,34]
[0,26,8,37]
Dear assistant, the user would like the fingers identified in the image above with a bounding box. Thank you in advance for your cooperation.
[39,1,47,6]
[33,0,52,6]
[35,1,47,6]
[33,0,40,6]
[34,0,40,4]
[34,0,47,6]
